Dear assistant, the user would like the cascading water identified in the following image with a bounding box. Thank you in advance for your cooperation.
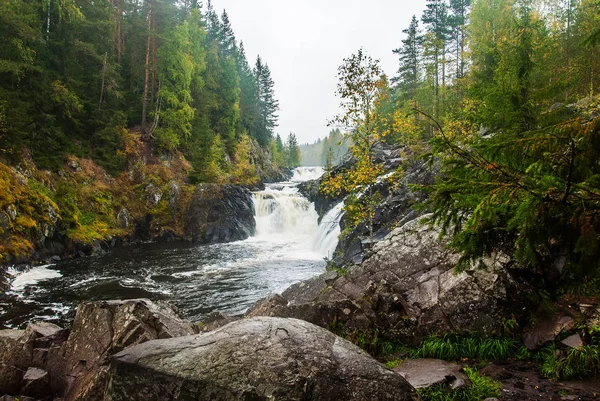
[290,166,325,182]
[1,167,344,328]
[253,185,319,238]
[312,201,344,258]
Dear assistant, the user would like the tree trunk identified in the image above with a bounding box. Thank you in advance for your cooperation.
[141,7,152,133]
[117,0,122,65]
[99,52,108,111]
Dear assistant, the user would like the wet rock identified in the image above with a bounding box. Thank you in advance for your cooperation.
[561,333,584,349]
[21,367,51,398]
[333,157,436,266]
[6,205,17,221]
[393,359,469,390]
[167,181,180,210]
[105,317,420,401]
[248,215,529,345]
[57,299,198,401]
[197,312,239,333]
[145,184,162,205]
[116,208,131,229]
[523,314,577,350]
[297,179,343,222]
[184,184,255,244]
[0,395,36,401]
[0,329,27,395]
[0,322,67,396]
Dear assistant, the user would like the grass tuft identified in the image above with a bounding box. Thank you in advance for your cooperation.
[417,367,501,401]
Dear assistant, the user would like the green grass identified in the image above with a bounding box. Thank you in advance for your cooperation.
[539,345,600,380]
[417,367,501,401]
[409,334,523,361]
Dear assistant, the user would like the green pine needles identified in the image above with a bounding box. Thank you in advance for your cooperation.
[428,104,600,290]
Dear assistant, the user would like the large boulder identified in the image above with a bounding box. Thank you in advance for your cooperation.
[0,322,67,396]
[184,184,255,243]
[105,317,421,401]
[247,216,530,345]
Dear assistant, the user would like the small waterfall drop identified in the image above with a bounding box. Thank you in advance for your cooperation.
[253,185,319,238]
[290,166,325,182]
[312,201,344,258]
[252,167,344,258]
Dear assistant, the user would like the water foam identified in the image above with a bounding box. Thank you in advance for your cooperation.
[9,265,63,293]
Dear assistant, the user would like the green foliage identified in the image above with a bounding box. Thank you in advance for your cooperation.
[345,329,396,356]
[539,345,600,380]
[417,368,501,401]
[409,334,522,361]
[285,133,301,168]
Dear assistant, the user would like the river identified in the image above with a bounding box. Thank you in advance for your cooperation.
[0,167,344,328]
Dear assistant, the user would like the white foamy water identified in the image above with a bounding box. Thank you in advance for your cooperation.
[290,166,325,182]
[253,184,319,238]
[312,201,345,258]
[9,265,63,293]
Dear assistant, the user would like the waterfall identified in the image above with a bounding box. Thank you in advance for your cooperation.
[252,168,344,258]
[253,185,319,238]
[312,201,344,258]
[290,167,325,182]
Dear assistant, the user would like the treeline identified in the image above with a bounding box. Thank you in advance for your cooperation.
[323,0,600,290]
[299,129,351,167]
[0,0,286,182]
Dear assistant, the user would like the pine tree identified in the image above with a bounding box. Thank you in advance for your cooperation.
[219,10,236,57]
[421,0,451,117]
[285,133,301,168]
[393,15,422,98]
[254,56,279,146]
[448,0,471,81]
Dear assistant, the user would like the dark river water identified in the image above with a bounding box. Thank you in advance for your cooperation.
[0,168,344,329]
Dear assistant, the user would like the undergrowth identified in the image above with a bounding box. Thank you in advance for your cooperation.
[538,344,600,380]
[417,367,501,401]
[410,334,526,361]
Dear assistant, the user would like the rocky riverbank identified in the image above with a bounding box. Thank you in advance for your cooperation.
[0,299,420,401]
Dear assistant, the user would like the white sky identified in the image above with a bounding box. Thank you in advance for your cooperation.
[211,0,429,144]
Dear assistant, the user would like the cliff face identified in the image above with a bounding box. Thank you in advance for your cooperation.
[0,134,276,268]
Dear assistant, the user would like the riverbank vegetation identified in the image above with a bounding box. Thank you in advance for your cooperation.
[322,0,600,295]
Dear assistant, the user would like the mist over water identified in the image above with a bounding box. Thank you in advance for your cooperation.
[0,168,342,328]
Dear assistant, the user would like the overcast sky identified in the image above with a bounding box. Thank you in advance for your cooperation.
[211,0,428,144]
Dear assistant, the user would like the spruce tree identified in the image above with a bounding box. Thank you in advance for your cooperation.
[393,15,422,98]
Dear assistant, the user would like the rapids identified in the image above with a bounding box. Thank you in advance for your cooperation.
[0,168,343,328]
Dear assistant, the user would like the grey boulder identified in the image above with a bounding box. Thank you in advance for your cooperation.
[106,317,421,401]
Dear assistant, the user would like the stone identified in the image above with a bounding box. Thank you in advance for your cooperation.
[0,329,27,395]
[6,205,17,221]
[116,208,131,229]
[561,333,584,349]
[248,215,530,345]
[184,184,256,244]
[0,396,36,401]
[57,299,198,401]
[21,367,51,398]
[105,317,420,401]
[145,183,162,205]
[197,312,239,333]
[523,314,577,350]
[393,359,469,390]
[0,322,67,396]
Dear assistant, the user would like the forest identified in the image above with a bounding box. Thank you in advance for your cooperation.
[322,0,600,291]
[0,0,301,181]
[299,128,351,167]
